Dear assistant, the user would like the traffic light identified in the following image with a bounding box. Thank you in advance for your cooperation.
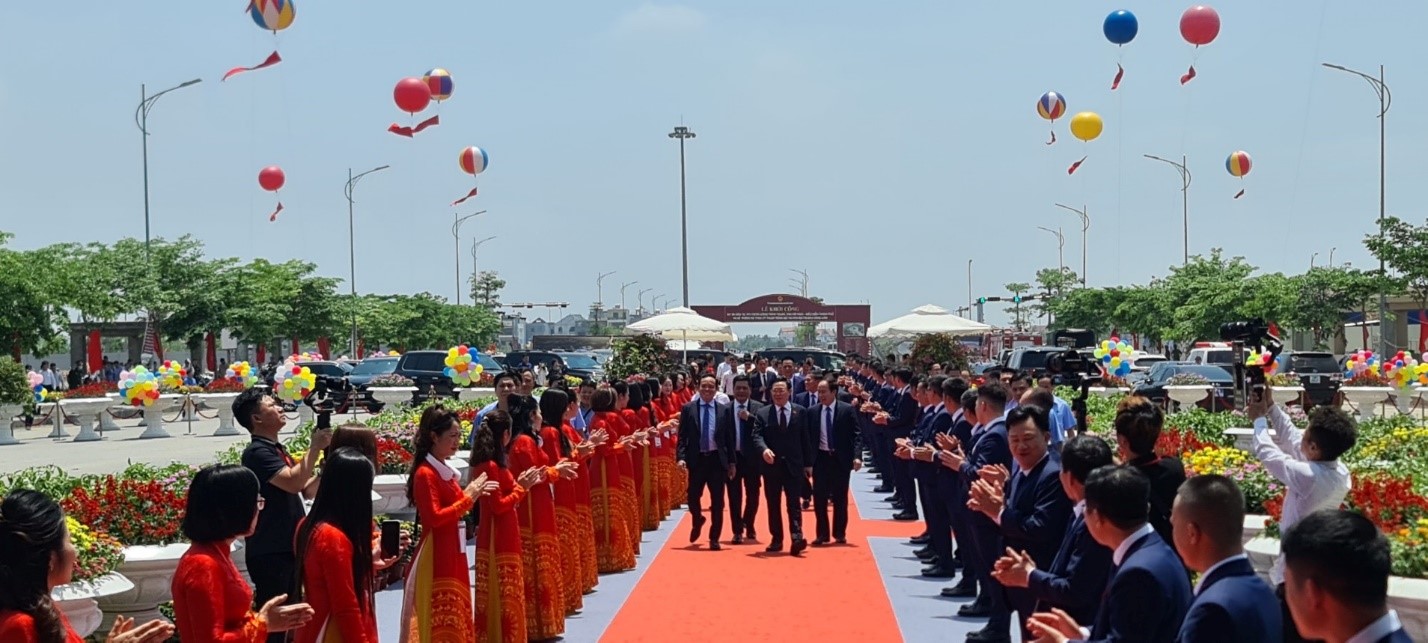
[1013,295,1022,303]
[977,297,987,304]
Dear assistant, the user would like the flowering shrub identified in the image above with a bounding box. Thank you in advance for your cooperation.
[1156,426,1215,459]
[1344,372,1391,387]
[1182,445,1252,477]
[1099,374,1129,389]
[1167,373,1209,386]
[204,378,248,393]
[64,382,118,399]
[376,436,414,475]
[1165,409,1237,448]
[67,516,125,583]
[62,474,188,545]
[1219,461,1284,514]
[1346,473,1428,535]
[1390,518,1428,579]
[0,465,84,500]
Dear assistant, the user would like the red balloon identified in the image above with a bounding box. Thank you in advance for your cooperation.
[258,166,286,192]
[394,78,431,114]
[1180,5,1220,46]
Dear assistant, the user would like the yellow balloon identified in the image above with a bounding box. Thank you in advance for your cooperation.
[1070,111,1103,142]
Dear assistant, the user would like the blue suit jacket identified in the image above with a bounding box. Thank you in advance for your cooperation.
[884,387,919,437]
[1028,512,1112,625]
[1177,557,1281,643]
[1377,629,1415,643]
[1000,456,1072,567]
[793,391,818,408]
[958,419,1012,528]
[916,408,953,445]
[1083,531,1192,643]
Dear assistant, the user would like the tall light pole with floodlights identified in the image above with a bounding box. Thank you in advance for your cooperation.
[344,165,390,355]
[669,125,696,307]
[451,210,486,305]
[1055,203,1090,285]
[136,78,202,261]
[1323,62,1391,356]
[1144,154,1192,265]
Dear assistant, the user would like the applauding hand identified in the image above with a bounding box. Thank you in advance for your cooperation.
[257,595,314,633]
[105,616,174,643]
[1026,608,1083,643]
[991,547,1036,588]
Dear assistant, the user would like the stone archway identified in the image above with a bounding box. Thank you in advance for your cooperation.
[693,294,871,355]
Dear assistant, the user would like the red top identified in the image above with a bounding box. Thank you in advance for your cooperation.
[0,609,84,643]
[172,540,267,643]
[294,523,377,643]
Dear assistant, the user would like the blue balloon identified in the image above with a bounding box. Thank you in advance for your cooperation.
[1103,10,1138,45]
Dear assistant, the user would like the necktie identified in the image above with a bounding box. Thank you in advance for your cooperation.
[735,404,743,452]
[702,403,713,452]
[824,406,833,449]
[779,406,787,430]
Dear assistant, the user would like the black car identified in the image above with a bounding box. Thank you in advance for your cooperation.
[502,350,604,383]
[1280,351,1342,406]
[293,360,354,408]
[345,356,399,412]
[1134,362,1236,411]
[1006,346,1071,377]
[754,348,847,373]
[394,350,461,400]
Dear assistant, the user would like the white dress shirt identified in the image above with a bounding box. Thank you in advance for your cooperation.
[732,399,750,453]
[1346,610,1403,643]
[1192,553,1248,595]
[1252,404,1352,585]
[1112,523,1156,566]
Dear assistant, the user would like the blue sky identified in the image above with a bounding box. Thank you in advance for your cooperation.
[0,1,1423,330]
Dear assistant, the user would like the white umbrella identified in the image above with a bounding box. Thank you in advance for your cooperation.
[627,307,736,361]
[868,304,991,339]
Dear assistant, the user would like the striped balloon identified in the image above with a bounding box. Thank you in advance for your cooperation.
[1226,150,1252,177]
[424,68,454,102]
[1037,92,1067,121]
[459,147,489,176]
[249,0,296,32]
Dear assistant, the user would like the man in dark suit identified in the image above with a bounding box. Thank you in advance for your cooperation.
[934,383,979,599]
[726,374,765,544]
[794,374,820,409]
[1026,466,1192,643]
[1171,474,1282,642]
[751,377,813,556]
[861,363,893,492]
[676,373,737,550]
[906,376,954,575]
[968,404,1072,643]
[877,367,921,521]
[1116,395,1186,558]
[808,376,861,545]
[1282,509,1412,643]
[937,381,1013,623]
[748,357,773,404]
[992,435,1114,626]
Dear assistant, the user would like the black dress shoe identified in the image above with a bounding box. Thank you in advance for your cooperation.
[732,534,744,545]
[811,538,830,547]
[708,541,722,551]
[941,583,977,598]
[908,534,931,545]
[892,511,918,521]
[884,495,900,503]
[790,539,808,556]
[914,546,935,559]
[765,542,783,553]
[835,537,847,544]
[689,515,706,544]
[965,628,1010,643]
[921,565,957,578]
[957,600,991,617]
[746,530,758,542]
[873,485,892,493]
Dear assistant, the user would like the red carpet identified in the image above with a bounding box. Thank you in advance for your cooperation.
[600,486,921,642]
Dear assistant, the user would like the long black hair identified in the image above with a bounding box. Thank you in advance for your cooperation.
[472,410,511,469]
[407,406,461,503]
[507,395,541,448]
[644,380,662,425]
[0,490,68,643]
[295,448,376,608]
[539,388,574,458]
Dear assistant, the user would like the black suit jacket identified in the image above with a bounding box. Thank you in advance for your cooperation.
[1001,455,1073,566]
[752,403,813,475]
[809,401,861,469]
[883,386,919,437]
[729,398,765,460]
[1027,512,1113,624]
[676,397,737,469]
[793,391,819,408]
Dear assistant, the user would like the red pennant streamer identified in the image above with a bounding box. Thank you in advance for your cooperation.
[1234,189,1245,199]
[450,188,478,206]
[388,115,440,137]
[1046,130,1056,145]
[1112,64,1125,90]
[268,202,284,222]
[1180,65,1197,85]
[223,51,282,82]
[1067,156,1086,175]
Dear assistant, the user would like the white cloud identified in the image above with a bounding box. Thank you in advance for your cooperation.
[611,3,707,38]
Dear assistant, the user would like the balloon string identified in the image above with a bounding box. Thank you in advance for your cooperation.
[450,187,479,206]
[388,115,440,137]
[268,201,285,222]
[222,51,282,82]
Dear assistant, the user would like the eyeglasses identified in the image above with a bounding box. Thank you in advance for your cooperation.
[257,496,266,511]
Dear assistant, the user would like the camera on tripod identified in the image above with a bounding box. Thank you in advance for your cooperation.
[1218,318,1283,405]
[304,375,353,428]
[1046,349,1103,388]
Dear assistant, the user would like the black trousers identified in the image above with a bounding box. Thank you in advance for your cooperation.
[762,464,805,543]
[967,517,1005,613]
[726,453,761,536]
[687,452,727,543]
[812,451,852,541]
[917,464,950,561]
[246,550,295,643]
[889,440,917,514]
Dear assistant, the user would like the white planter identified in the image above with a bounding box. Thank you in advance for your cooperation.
[1225,427,1255,453]
[194,393,242,436]
[60,397,120,442]
[1245,536,1279,585]
[1087,387,1130,398]
[1164,385,1211,409]
[137,396,180,439]
[0,403,20,446]
[1342,386,1394,422]
[1243,514,1269,544]
[1270,386,1306,405]
[1394,387,1421,415]
[369,387,416,407]
[373,474,412,515]
[37,402,69,439]
[466,387,496,397]
[54,572,135,638]
[97,543,189,627]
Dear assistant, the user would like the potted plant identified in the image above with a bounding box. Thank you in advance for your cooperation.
[59,382,120,442]
[1088,374,1131,397]
[0,357,31,445]
[1267,372,1306,406]
[1164,372,1212,410]
[53,517,132,638]
[368,374,417,408]
[1341,372,1394,421]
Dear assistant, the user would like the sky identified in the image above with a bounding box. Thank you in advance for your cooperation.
[0,1,1424,331]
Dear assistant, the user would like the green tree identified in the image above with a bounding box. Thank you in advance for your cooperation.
[794,296,825,345]
[1366,216,1428,331]
[1286,267,1381,349]
[1047,287,1118,334]
[1032,268,1080,326]
[0,235,66,358]
[469,270,506,308]
[1004,282,1031,329]
[1158,249,1258,341]
[225,259,304,354]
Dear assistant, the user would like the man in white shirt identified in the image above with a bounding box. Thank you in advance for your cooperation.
[1281,509,1412,643]
[1247,390,1357,642]
[717,355,737,393]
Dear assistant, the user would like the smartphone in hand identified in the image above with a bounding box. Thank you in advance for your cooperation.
[380,520,401,558]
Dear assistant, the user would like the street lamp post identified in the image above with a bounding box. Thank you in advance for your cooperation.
[967,259,973,312]
[595,271,616,310]
[668,125,696,306]
[1037,226,1066,274]
[1329,247,1337,267]
[637,288,653,315]
[1144,154,1192,265]
[1055,203,1090,285]
[469,235,496,302]
[344,165,391,356]
[620,281,638,310]
[451,210,487,305]
[653,294,668,312]
[135,79,202,261]
[1323,62,1391,357]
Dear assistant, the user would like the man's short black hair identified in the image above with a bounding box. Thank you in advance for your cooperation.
[182,464,260,542]
[732,374,750,387]
[578,379,596,390]
[1114,395,1164,457]
[1007,404,1050,435]
[699,373,718,385]
[1176,474,1245,547]
[1084,465,1150,530]
[976,381,1010,410]
[943,378,970,404]
[1022,388,1055,412]
[232,388,269,432]
[891,367,914,384]
[492,371,518,387]
[769,376,789,390]
[1282,509,1390,609]
[1060,435,1113,483]
[1304,406,1358,461]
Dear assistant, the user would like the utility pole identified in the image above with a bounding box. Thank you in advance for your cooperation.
[668,125,696,307]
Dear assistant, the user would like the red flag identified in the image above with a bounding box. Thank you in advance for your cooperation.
[1067,156,1087,175]
[388,115,440,137]
[268,202,284,222]
[1234,189,1245,199]
[1268,322,1281,338]
[1180,65,1197,85]
[1112,63,1125,90]
[223,51,282,81]
[450,187,478,206]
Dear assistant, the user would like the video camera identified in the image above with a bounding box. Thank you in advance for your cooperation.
[1045,348,1102,436]
[1218,318,1283,407]
[303,374,354,428]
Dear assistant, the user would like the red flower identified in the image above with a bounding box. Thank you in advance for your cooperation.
[1156,426,1213,459]
[1346,473,1428,534]
[61,475,187,546]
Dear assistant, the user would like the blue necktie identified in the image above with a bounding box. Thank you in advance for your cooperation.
[824,406,833,449]
[702,403,714,452]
